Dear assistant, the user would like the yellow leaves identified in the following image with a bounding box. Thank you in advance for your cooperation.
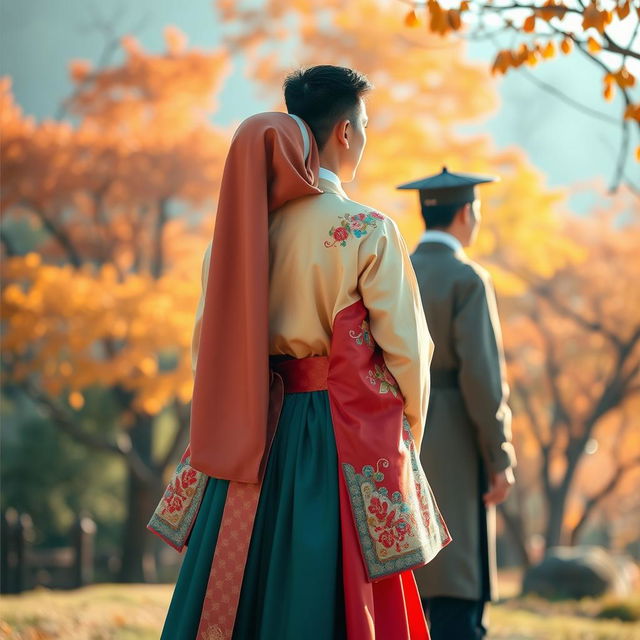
[603,75,615,101]
[138,356,159,377]
[523,15,536,33]
[513,43,530,68]
[426,1,463,36]
[69,391,85,409]
[448,9,462,30]
[624,103,640,123]
[604,68,636,100]
[404,10,420,28]
[612,67,636,89]
[178,379,195,404]
[61,33,231,146]
[615,1,630,20]
[602,73,614,102]
[491,50,511,75]
[164,26,187,55]
[59,362,73,376]
[120,36,142,58]
[492,40,559,74]
[2,256,202,416]
[560,37,573,55]
[403,6,461,31]
[69,60,92,83]
[587,36,602,53]
[636,146,640,162]
[535,1,569,21]
[582,2,613,33]
[428,1,448,35]
[542,41,556,59]
[141,397,163,415]
[2,283,26,307]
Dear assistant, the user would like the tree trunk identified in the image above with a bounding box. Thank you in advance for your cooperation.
[544,485,569,550]
[118,414,162,582]
[499,504,532,568]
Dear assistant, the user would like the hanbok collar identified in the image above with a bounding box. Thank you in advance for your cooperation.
[319,167,348,197]
[319,167,341,187]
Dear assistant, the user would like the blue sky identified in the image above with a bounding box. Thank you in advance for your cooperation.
[2,0,638,212]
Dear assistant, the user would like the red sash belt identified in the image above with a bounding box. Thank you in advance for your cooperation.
[271,355,329,393]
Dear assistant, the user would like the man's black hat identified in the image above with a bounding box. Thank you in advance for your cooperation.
[397,166,499,208]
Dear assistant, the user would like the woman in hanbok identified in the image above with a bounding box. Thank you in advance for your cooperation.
[149,65,450,640]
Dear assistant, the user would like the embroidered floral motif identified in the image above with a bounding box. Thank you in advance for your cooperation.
[349,319,375,350]
[342,419,452,580]
[159,463,201,527]
[365,472,415,552]
[148,452,208,551]
[324,211,385,247]
[344,458,422,564]
[366,363,399,397]
[402,417,432,529]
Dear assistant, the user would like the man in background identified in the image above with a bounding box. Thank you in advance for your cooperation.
[400,168,517,640]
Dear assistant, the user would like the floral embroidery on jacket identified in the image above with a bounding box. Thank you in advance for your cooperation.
[363,461,415,554]
[344,458,422,561]
[149,451,208,551]
[324,211,385,248]
[366,363,399,397]
[159,461,201,528]
[349,319,375,350]
[341,415,452,579]
[402,417,432,528]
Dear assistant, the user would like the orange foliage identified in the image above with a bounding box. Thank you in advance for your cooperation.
[399,0,639,115]
[501,187,640,545]
[1,31,232,416]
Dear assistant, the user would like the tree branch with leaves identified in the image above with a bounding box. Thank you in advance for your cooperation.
[400,0,640,191]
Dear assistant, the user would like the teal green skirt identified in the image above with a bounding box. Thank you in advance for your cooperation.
[161,390,346,639]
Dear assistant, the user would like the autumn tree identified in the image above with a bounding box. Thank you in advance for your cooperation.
[492,188,640,556]
[1,28,230,581]
[399,0,640,191]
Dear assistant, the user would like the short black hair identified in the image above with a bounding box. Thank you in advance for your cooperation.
[284,65,372,150]
[421,203,468,230]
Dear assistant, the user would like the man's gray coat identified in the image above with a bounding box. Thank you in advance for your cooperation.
[411,241,516,601]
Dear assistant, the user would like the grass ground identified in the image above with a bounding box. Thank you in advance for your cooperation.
[0,583,638,640]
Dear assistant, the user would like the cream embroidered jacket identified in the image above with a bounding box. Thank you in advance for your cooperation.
[192,177,433,448]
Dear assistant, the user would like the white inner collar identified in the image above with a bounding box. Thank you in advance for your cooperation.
[318,167,341,187]
[419,230,463,252]
[287,113,310,162]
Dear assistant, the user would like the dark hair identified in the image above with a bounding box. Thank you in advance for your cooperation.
[284,65,372,150]
[421,203,468,230]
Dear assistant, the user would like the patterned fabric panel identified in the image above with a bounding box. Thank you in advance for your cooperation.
[147,446,208,552]
[329,298,451,582]
[342,417,452,581]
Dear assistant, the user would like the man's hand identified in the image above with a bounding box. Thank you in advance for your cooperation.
[483,467,515,506]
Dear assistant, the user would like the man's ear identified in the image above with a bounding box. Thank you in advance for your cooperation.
[454,203,469,225]
[337,119,350,149]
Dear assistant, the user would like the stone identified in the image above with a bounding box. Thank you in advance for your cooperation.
[522,546,634,599]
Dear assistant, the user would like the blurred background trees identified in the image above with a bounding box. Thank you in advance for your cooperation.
[1,0,638,582]
[1,30,229,581]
